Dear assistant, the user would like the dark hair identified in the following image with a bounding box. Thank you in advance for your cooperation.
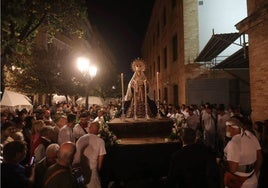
[1,121,16,131]
[181,128,196,145]
[218,104,225,111]
[3,140,27,160]
[67,113,76,123]
[39,126,54,137]
[230,115,253,130]
[206,104,213,110]
[255,121,264,133]
[79,112,88,118]
[1,111,8,117]
[11,117,24,125]
[24,115,34,129]
[18,108,27,117]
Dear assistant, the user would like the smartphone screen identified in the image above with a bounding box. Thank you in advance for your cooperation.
[72,167,85,184]
[30,156,35,166]
[77,175,85,183]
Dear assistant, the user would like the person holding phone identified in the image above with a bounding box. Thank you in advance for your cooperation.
[29,156,35,166]
[1,140,35,188]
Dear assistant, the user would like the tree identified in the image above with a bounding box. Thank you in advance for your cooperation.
[1,0,87,96]
[94,74,122,99]
[7,45,85,96]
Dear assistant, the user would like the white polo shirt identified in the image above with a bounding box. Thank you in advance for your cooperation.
[224,130,261,188]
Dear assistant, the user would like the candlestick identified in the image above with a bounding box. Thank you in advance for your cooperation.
[144,80,149,120]
[156,72,161,119]
[133,83,137,120]
[156,72,159,102]
[121,73,124,99]
[120,73,125,120]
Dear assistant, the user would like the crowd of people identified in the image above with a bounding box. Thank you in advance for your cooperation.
[1,101,267,188]
[1,102,112,188]
[161,102,267,188]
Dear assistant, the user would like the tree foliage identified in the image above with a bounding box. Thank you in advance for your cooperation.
[7,45,83,95]
[94,74,122,99]
[1,0,123,100]
[1,0,87,93]
[7,44,122,99]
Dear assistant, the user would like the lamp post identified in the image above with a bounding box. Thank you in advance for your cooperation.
[76,57,97,110]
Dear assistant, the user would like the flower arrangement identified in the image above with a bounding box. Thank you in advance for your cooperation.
[97,117,120,147]
[168,113,186,141]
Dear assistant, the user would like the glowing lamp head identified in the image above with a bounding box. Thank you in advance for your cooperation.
[77,57,90,72]
[89,66,97,79]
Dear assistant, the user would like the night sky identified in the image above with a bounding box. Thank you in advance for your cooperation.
[87,0,155,79]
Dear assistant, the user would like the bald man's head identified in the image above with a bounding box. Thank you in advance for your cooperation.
[57,142,76,166]
[46,143,60,166]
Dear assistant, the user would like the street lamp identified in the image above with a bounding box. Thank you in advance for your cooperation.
[77,57,90,74]
[76,57,97,110]
[88,65,97,80]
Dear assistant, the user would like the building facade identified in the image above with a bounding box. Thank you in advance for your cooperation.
[236,0,268,121]
[142,0,251,111]
[142,0,201,107]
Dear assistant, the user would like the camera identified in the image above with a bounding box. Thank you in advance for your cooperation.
[72,167,85,184]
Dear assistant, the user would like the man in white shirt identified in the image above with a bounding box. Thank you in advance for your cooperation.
[187,108,200,131]
[202,105,217,149]
[73,113,89,141]
[73,122,106,188]
[216,104,230,155]
[58,113,76,145]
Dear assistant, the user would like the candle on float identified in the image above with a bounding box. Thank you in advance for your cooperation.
[144,79,147,103]
[144,79,148,118]
[121,73,124,100]
[156,72,159,101]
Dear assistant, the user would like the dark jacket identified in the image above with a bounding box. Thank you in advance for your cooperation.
[43,163,78,188]
[167,143,220,188]
[1,162,29,188]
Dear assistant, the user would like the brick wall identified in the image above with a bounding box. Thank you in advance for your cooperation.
[236,0,268,121]
[249,24,268,121]
[178,0,199,104]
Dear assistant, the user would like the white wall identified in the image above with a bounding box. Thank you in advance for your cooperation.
[198,0,247,57]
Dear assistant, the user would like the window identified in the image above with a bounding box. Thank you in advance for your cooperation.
[163,47,167,69]
[158,89,161,102]
[153,61,155,77]
[199,1,204,6]
[162,7,166,27]
[172,34,178,61]
[149,65,152,79]
[173,85,178,106]
[157,22,160,38]
[164,87,168,103]
[172,0,176,9]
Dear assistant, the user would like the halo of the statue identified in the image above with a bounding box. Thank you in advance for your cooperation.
[131,58,146,72]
